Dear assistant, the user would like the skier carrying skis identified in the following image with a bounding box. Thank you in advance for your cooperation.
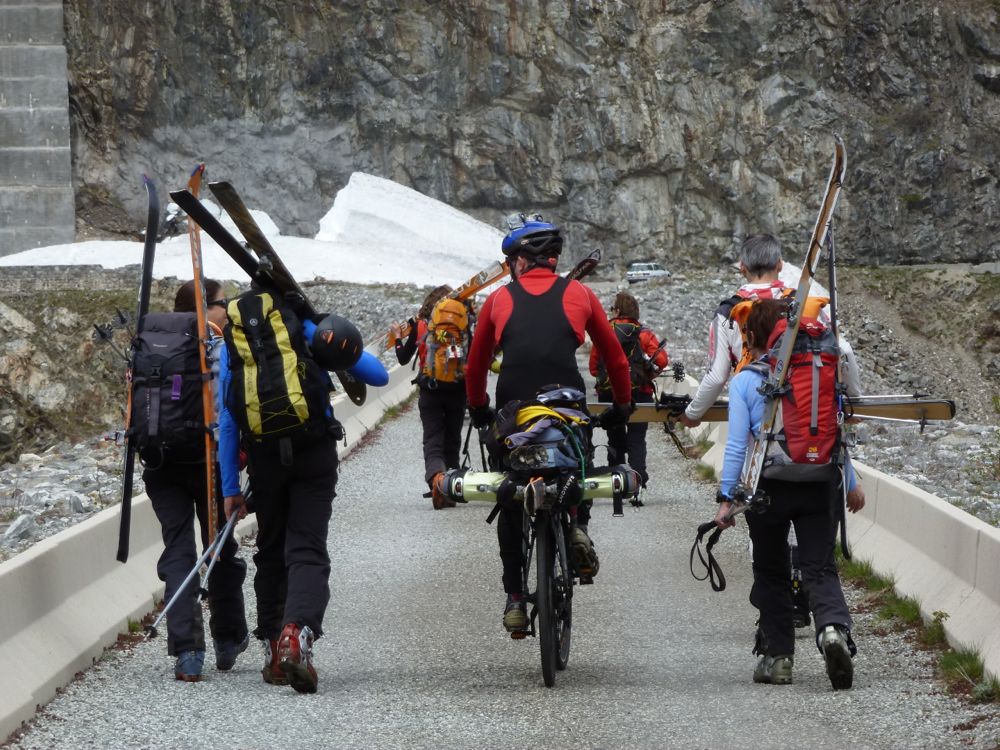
[391,284,468,509]
[589,290,669,490]
[715,298,865,689]
[679,234,861,428]
[681,234,863,628]
[219,293,361,694]
[463,213,633,633]
[143,280,249,682]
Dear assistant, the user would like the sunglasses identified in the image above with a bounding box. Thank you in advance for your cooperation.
[207,299,227,308]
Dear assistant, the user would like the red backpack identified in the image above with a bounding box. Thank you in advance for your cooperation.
[746,316,842,481]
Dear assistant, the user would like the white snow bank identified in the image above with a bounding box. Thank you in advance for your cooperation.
[0,173,505,288]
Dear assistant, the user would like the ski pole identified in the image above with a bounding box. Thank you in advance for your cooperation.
[144,511,238,639]
[200,510,240,595]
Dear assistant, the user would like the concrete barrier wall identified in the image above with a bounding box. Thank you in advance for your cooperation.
[696,414,1000,680]
[0,364,416,741]
[846,464,1000,680]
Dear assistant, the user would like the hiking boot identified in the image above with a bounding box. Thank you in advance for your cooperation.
[570,526,600,580]
[261,639,287,686]
[431,472,455,510]
[277,623,318,694]
[503,595,528,634]
[214,633,250,671]
[753,654,793,685]
[818,625,854,690]
[174,649,205,682]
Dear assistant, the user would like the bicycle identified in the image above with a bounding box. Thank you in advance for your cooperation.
[440,465,640,687]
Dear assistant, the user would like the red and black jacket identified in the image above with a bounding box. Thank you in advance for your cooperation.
[466,267,631,409]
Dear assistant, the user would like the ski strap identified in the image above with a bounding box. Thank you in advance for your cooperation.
[690,521,726,592]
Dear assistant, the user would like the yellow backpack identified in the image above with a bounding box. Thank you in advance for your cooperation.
[421,298,469,384]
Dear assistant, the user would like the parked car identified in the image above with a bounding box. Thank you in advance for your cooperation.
[625,261,670,284]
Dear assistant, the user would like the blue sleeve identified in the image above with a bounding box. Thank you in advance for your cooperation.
[217,344,242,497]
[302,318,317,342]
[844,452,858,492]
[720,371,764,498]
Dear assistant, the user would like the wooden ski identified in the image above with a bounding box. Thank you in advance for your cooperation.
[375,259,511,352]
[186,163,219,544]
[588,395,957,424]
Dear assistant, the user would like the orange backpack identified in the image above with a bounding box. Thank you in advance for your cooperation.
[421,298,469,384]
[727,289,829,373]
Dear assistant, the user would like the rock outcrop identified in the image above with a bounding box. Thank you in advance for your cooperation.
[63,1,1000,268]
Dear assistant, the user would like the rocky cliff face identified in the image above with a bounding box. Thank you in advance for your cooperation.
[62,1,1000,269]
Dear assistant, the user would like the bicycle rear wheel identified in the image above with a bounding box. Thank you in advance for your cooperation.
[536,511,572,685]
[554,521,572,671]
[536,512,558,687]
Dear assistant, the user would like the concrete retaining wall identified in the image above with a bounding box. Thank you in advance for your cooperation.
[0,364,415,741]
[846,464,1000,680]
[0,0,76,257]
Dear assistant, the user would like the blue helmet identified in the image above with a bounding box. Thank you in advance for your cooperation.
[501,213,563,258]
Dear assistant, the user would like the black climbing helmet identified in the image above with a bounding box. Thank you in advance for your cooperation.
[312,314,363,371]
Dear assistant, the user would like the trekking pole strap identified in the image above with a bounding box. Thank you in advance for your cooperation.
[690,521,727,592]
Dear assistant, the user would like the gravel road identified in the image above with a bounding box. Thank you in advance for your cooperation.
[7,402,1000,750]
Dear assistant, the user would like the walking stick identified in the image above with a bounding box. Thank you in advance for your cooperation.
[145,511,239,639]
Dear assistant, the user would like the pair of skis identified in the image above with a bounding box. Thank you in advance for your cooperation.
[727,137,848,518]
[116,166,225,561]
[168,183,368,409]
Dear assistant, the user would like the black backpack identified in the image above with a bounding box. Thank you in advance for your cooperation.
[223,291,332,461]
[128,312,207,463]
[596,321,656,391]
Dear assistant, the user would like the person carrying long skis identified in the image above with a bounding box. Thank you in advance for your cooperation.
[679,233,862,428]
[219,294,362,694]
[140,280,249,681]
[681,233,863,627]
[463,213,633,633]
[392,284,469,509]
[714,299,865,689]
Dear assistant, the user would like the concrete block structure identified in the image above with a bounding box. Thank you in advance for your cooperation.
[0,0,75,257]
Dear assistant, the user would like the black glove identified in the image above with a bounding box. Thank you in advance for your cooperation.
[598,401,634,429]
[469,403,496,429]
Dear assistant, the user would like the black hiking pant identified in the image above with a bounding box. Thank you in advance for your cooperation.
[248,435,338,640]
[598,389,652,485]
[144,460,248,656]
[417,382,466,486]
[744,475,851,656]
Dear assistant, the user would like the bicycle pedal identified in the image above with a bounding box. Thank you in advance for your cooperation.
[578,575,594,585]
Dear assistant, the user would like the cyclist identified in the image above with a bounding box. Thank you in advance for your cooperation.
[463,213,633,633]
